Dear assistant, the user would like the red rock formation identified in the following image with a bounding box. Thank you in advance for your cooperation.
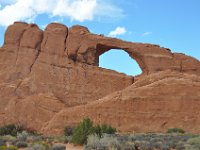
[0,22,200,134]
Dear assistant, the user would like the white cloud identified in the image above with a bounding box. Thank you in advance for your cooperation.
[142,32,152,36]
[108,27,127,37]
[0,0,123,27]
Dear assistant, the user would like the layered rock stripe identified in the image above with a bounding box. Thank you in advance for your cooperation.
[0,22,200,135]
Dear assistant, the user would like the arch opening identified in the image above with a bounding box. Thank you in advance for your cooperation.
[99,49,142,76]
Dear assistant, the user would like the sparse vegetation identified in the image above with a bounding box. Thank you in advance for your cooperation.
[0,122,200,150]
[0,124,39,137]
[84,133,200,150]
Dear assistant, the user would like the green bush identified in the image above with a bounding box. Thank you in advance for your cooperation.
[0,124,40,137]
[71,118,117,145]
[93,124,116,138]
[0,124,23,136]
[93,125,102,138]
[71,118,94,145]
[167,128,185,134]
[100,124,116,134]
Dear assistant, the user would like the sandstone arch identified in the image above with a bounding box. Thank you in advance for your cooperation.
[1,22,200,135]
[2,22,200,77]
[65,25,200,75]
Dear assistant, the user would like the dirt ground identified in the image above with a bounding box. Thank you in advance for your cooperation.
[66,143,83,150]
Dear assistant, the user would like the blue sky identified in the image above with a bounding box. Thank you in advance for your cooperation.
[0,0,200,76]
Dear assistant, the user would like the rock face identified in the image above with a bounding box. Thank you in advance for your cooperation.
[0,22,200,134]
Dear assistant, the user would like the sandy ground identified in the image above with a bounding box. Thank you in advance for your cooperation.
[66,143,83,150]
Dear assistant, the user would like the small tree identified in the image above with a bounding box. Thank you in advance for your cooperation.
[71,118,94,145]
[71,118,117,145]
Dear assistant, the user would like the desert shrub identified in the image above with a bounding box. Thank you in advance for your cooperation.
[0,136,17,145]
[166,140,177,149]
[94,124,116,138]
[85,134,120,150]
[175,141,186,150]
[27,135,43,143]
[15,141,28,148]
[50,144,66,150]
[186,136,200,150]
[71,118,94,145]
[167,128,185,134]
[160,144,170,150]
[99,135,120,150]
[122,142,136,150]
[17,131,28,141]
[135,141,152,150]
[187,136,200,145]
[0,124,23,136]
[64,126,74,136]
[0,124,38,137]
[93,124,116,139]
[29,144,46,150]
[30,141,49,150]
[86,134,101,149]
[151,141,163,149]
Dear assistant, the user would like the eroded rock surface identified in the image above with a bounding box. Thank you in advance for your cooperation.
[0,22,200,134]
